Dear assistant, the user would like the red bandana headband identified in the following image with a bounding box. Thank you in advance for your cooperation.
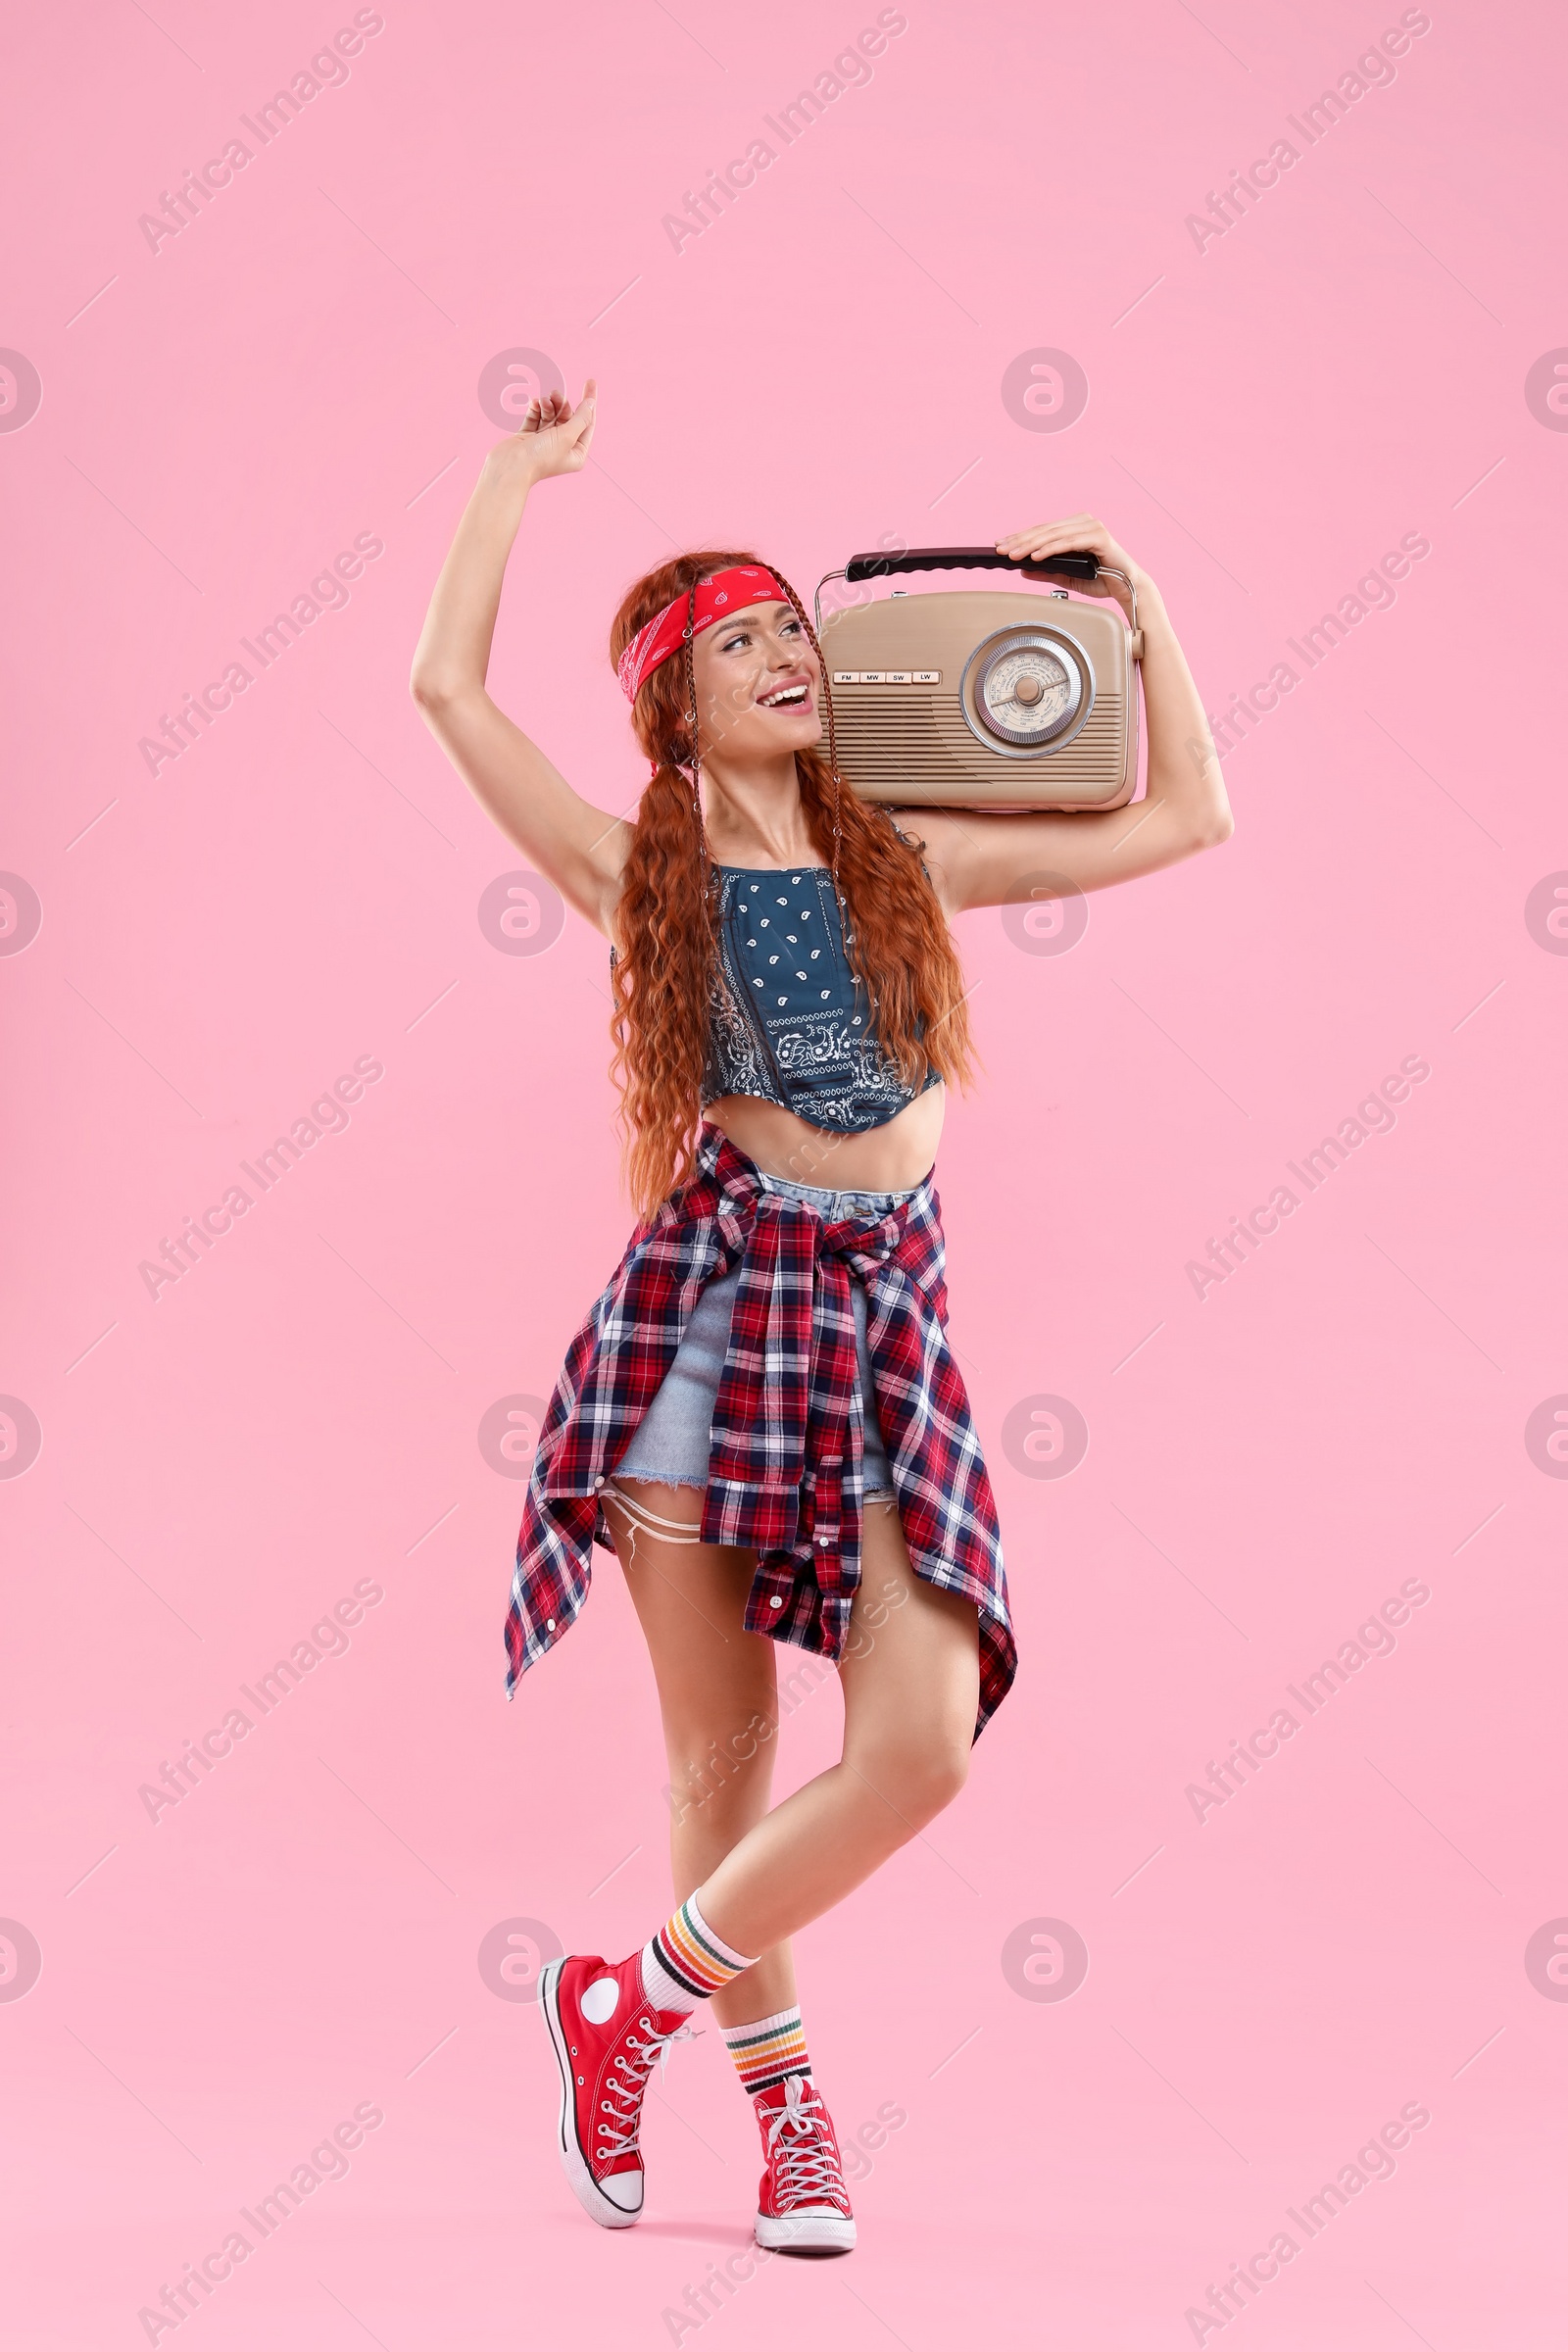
[616,564,791,703]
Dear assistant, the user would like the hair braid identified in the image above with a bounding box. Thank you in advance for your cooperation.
[764,565,845,889]
[608,550,974,1215]
[681,577,711,895]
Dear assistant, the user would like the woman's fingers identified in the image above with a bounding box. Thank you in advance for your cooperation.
[997,515,1103,553]
[992,518,1132,605]
[503,380,599,475]
[566,388,598,459]
[1004,531,1098,555]
[519,393,569,437]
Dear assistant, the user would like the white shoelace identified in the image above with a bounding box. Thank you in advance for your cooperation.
[765,2075,848,2207]
[596,2018,696,2162]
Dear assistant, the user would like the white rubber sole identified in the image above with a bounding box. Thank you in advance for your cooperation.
[538,1958,643,2230]
[756,2208,858,2254]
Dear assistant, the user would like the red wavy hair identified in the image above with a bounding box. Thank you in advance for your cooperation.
[608,550,973,1215]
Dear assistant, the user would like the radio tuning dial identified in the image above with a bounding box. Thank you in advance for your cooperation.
[958,624,1092,758]
[983,645,1073,736]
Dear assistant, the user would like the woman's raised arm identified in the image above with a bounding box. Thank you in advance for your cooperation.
[410,380,630,935]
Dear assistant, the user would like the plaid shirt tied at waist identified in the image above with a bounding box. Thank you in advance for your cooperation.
[505,1126,1016,1736]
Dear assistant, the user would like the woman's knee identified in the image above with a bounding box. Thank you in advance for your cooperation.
[852,1723,971,1833]
[663,1706,779,1828]
[906,1734,971,1824]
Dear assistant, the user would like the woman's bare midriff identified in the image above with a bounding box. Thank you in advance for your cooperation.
[705,1083,947,1194]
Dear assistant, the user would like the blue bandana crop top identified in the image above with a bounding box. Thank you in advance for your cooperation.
[703,864,941,1134]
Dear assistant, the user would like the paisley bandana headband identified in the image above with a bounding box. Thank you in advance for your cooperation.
[615,564,790,702]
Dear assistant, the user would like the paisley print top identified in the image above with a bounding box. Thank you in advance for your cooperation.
[703,864,941,1135]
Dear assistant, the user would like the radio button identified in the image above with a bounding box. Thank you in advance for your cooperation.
[860,670,884,682]
[832,670,858,683]
[914,669,941,683]
[886,670,910,683]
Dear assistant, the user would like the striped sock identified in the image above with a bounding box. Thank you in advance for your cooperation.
[722,2005,811,2097]
[639,1892,757,2013]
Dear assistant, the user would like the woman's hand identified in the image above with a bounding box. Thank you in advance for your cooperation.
[995,513,1146,623]
[484,378,598,492]
[910,510,1230,908]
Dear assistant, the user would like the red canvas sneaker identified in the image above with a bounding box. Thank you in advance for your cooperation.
[752,2073,858,2253]
[539,1952,693,2228]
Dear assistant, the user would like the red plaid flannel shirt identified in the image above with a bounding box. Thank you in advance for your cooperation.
[505,1126,1016,1736]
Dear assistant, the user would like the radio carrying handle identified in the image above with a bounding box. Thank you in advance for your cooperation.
[814,546,1141,656]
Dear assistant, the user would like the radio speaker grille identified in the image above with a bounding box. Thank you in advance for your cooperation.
[818,690,1128,805]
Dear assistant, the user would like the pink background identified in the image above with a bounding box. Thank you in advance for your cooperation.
[4,1,1567,2345]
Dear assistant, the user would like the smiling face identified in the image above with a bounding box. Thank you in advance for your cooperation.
[690,600,821,765]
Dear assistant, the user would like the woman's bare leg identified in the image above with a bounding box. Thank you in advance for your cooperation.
[605,1483,797,2026]
[663,1500,981,1960]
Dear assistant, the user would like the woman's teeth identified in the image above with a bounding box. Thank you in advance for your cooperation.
[761,686,808,708]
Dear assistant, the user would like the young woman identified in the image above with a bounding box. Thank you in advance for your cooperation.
[411,379,1232,2255]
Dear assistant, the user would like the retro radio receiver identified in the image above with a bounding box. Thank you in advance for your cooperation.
[812,547,1144,810]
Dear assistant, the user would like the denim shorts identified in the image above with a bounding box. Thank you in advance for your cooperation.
[612,1171,914,1500]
